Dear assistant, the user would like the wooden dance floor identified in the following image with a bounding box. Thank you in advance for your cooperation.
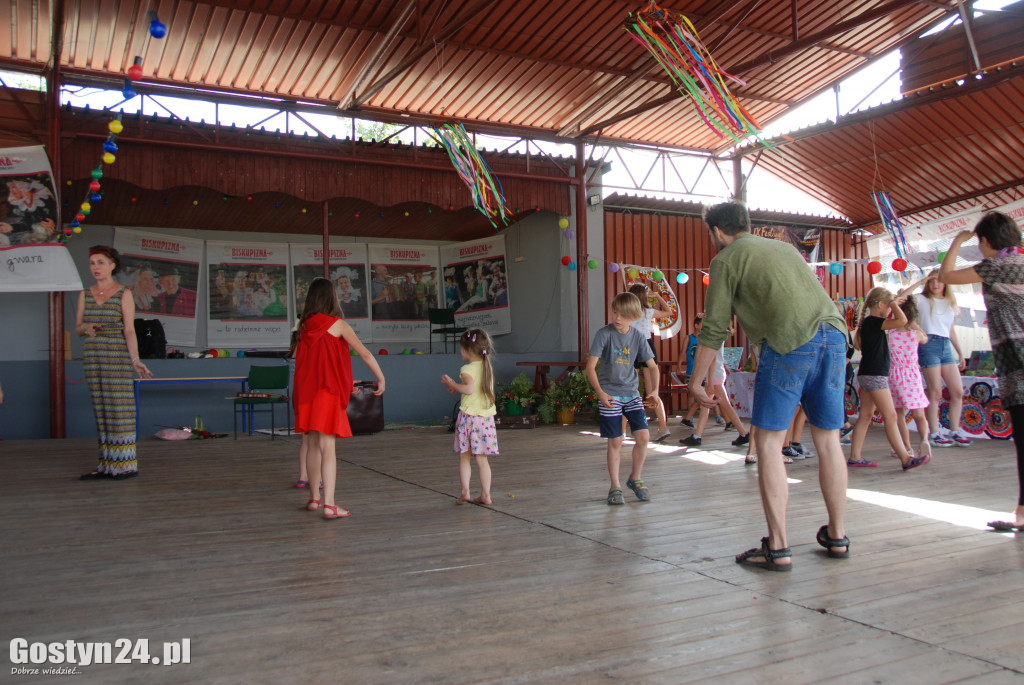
[3,422,1023,684]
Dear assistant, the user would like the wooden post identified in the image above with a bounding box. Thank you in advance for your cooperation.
[322,200,330,278]
[574,141,589,358]
[49,0,67,438]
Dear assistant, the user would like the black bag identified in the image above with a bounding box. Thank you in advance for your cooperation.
[346,381,384,434]
[135,318,167,359]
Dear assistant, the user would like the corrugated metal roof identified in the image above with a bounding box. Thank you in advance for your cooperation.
[2,0,1022,228]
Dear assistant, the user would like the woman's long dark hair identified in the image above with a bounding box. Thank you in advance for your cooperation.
[299,277,343,327]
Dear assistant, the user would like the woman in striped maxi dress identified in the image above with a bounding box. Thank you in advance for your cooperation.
[77,245,153,480]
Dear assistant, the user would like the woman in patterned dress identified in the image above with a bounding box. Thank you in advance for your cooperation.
[77,245,153,480]
[940,212,1024,529]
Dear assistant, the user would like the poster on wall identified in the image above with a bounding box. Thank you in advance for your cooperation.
[619,263,681,339]
[440,235,511,335]
[290,243,370,340]
[207,241,290,348]
[113,228,203,346]
[751,224,824,283]
[368,243,439,342]
[0,145,80,293]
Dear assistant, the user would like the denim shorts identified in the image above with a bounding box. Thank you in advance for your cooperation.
[919,334,956,368]
[751,324,847,431]
[598,396,649,438]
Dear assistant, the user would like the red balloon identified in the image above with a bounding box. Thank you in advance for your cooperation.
[867,261,882,274]
[702,273,710,286]
[892,258,908,271]
[561,255,572,266]
[127,64,143,80]
[378,349,388,355]
[89,180,101,192]
[75,212,85,222]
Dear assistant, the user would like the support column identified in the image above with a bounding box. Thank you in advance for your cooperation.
[322,201,330,278]
[49,0,67,438]
[732,157,745,203]
[574,141,589,357]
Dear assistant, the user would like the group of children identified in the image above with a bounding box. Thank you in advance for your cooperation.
[287,264,979,515]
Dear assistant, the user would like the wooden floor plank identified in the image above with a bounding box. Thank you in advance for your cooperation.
[2,421,1023,683]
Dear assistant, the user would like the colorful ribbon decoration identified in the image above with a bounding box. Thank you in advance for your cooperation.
[432,122,511,230]
[624,2,764,142]
[871,191,908,258]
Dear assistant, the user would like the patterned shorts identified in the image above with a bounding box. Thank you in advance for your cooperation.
[453,412,500,456]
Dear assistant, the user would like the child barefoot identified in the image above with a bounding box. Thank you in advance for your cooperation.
[293,278,385,519]
[442,329,499,506]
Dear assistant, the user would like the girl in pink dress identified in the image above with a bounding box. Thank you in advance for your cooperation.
[888,296,932,461]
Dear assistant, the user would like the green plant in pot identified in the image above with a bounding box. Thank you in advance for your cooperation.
[538,371,596,424]
[496,373,539,415]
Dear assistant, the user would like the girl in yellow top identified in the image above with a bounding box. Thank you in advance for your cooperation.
[442,328,499,505]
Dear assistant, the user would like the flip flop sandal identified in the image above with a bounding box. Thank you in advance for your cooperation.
[816,524,851,558]
[987,521,1021,532]
[736,537,791,572]
[626,478,651,501]
[607,488,624,506]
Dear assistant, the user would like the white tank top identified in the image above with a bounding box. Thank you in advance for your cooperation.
[916,293,954,337]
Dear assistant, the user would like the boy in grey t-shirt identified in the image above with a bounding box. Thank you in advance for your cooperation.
[585,292,660,505]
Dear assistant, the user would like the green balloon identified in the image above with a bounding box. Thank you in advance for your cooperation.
[652,270,664,281]
[587,259,598,269]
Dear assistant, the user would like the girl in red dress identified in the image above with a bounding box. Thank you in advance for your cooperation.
[294,278,385,519]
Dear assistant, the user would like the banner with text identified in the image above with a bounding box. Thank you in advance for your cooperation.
[440,235,510,336]
[368,244,439,342]
[113,228,204,346]
[207,241,290,348]
[0,146,78,293]
[290,243,370,340]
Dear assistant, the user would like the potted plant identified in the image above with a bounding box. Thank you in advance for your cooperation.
[496,373,539,415]
[537,371,597,424]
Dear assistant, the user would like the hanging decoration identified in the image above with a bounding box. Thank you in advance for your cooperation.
[624,2,764,143]
[431,122,511,229]
[871,190,909,260]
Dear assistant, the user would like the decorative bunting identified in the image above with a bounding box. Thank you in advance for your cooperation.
[431,122,511,230]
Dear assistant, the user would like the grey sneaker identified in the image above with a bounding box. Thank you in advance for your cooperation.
[930,432,954,447]
[950,429,973,446]
[782,445,802,459]
[626,478,651,501]
[652,428,672,443]
[607,488,625,505]
[791,442,811,457]
[713,414,725,425]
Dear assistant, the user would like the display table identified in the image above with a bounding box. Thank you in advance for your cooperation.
[134,376,249,440]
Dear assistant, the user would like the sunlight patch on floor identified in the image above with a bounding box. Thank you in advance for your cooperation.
[847,488,1010,531]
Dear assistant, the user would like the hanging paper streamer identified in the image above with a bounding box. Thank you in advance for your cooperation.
[624,2,764,143]
[872,191,909,259]
[431,122,511,230]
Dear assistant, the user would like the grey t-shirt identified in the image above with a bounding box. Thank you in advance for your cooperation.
[589,323,654,396]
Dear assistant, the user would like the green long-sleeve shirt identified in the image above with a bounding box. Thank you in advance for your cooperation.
[697,232,847,355]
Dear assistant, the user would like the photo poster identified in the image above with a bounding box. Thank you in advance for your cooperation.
[290,243,370,341]
[113,228,203,346]
[0,145,59,247]
[751,224,824,284]
[368,243,439,342]
[619,264,681,339]
[439,235,511,335]
[207,241,291,348]
[0,146,80,293]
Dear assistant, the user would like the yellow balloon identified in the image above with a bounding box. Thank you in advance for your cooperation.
[192,200,198,206]
[558,217,569,229]
[108,120,124,134]
[627,268,639,279]
[73,226,82,234]
[102,152,115,165]
[80,202,91,212]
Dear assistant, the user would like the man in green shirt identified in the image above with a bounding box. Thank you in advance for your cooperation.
[690,201,850,572]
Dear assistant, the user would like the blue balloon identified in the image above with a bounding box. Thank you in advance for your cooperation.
[828,262,844,276]
[103,141,119,154]
[91,193,102,203]
[567,261,577,271]
[676,272,689,284]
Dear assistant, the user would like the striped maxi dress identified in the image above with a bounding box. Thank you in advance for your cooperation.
[83,289,138,475]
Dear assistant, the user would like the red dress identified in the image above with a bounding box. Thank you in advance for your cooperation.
[293,313,353,438]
